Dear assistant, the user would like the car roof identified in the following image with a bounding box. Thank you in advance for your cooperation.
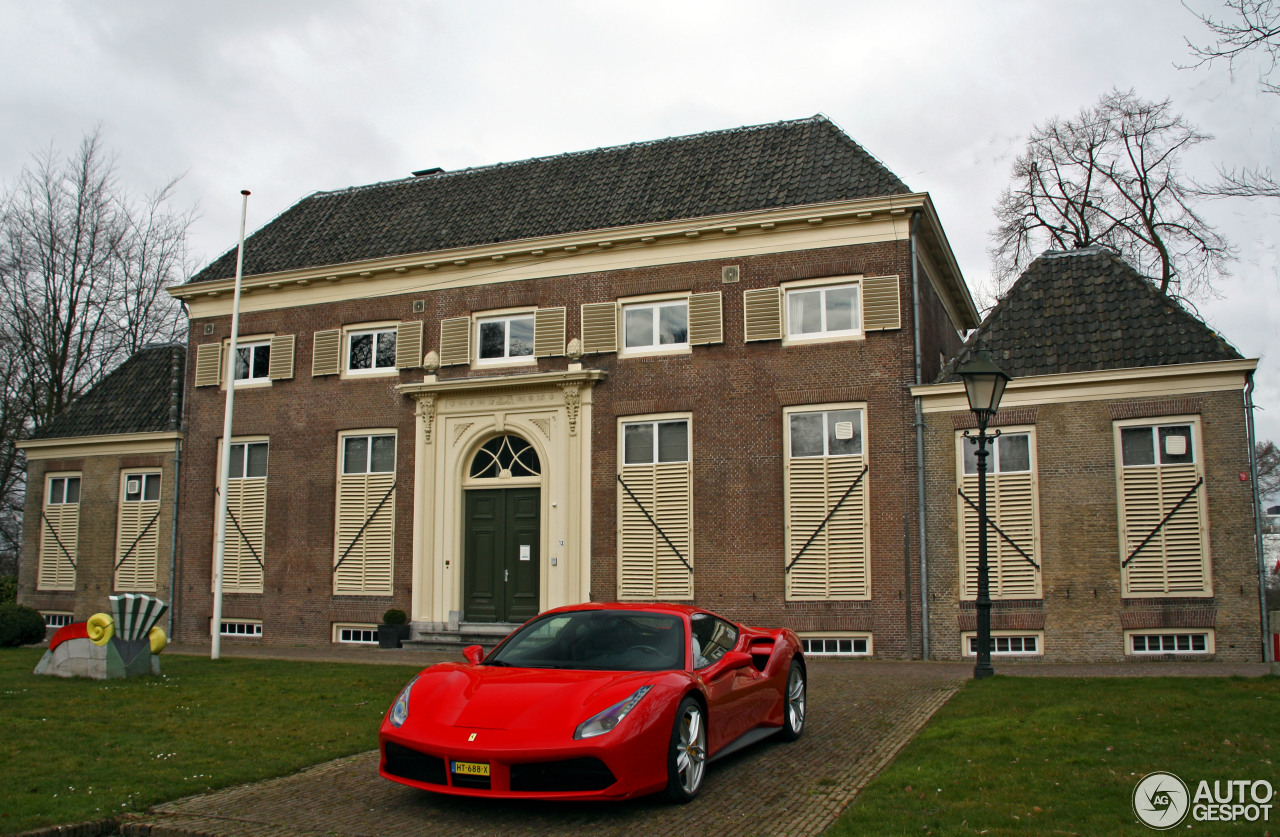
[540,602,715,620]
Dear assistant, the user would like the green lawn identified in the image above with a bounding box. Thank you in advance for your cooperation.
[829,675,1280,836]
[0,647,422,834]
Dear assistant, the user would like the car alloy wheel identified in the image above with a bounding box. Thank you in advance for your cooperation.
[779,660,806,741]
[665,696,707,802]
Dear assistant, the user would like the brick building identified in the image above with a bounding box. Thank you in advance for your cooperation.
[17,344,185,631]
[914,248,1263,662]
[165,116,979,653]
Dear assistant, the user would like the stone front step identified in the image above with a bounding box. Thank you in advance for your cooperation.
[403,622,519,652]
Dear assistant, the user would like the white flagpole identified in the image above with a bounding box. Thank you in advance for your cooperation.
[211,189,251,660]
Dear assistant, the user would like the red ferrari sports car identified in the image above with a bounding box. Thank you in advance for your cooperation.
[378,602,806,802]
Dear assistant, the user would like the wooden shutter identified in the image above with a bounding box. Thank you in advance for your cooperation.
[194,343,223,387]
[581,302,618,354]
[862,275,902,331]
[1120,463,1207,595]
[958,471,1040,599]
[618,462,692,600]
[37,499,78,591]
[786,455,869,600]
[534,307,567,357]
[223,477,266,592]
[268,335,295,380]
[312,329,341,376]
[115,489,160,592]
[688,292,723,345]
[439,317,471,366]
[334,472,395,595]
[395,321,423,369]
[743,288,782,342]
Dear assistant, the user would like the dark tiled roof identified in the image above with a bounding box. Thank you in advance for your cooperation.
[189,116,910,283]
[30,345,185,440]
[941,247,1242,381]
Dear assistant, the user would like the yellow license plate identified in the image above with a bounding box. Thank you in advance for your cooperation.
[452,761,490,777]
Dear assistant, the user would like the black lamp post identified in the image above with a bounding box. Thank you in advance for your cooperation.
[957,351,1010,680]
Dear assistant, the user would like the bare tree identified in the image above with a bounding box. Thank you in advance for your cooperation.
[0,128,193,562]
[1258,439,1280,502]
[1185,0,1280,92]
[990,89,1233,299]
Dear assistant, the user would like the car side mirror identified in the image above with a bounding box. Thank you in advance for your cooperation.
[462,644,484,665]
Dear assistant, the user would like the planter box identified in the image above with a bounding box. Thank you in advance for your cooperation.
[378,624,408,649]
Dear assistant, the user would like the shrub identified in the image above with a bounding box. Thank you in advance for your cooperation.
[381,608,407,626]
[0,604,47,647]
[0,575,16,605]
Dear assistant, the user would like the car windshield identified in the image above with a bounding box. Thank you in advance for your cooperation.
[484,610,686,671]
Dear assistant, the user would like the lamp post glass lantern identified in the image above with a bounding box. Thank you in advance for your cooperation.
[957,352,1010,680]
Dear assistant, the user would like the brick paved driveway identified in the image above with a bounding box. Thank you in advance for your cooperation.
[119,661,964,837]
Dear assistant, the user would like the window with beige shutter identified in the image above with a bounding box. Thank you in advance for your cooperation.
[617,417,692,600]
[115,471,162,591]
[785,407,870,601]
[334,432,396,596]
[1116,420,1209,596]
[218,441,267,593]
[38,474,80,591]
[581,302,619,354]
[957,429,1041,600]
[743,287,782,342]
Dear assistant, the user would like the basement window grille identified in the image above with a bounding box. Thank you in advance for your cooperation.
[43,612,74,628]
[335,624,378,644]
[220,620,263,638]
[1129,632,1210,654]
[799,634,871,656]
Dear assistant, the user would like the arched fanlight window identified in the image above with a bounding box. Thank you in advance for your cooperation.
[469,435,541,479]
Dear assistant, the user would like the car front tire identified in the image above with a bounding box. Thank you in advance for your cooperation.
[664,696,707,803]
[777,659,806,741]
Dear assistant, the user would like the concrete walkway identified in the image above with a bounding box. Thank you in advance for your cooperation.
[104,646,1271,837]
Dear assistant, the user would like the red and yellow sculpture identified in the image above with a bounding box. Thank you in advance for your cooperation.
[35,594,168,679]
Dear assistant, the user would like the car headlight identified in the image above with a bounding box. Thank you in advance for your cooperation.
[388,676,418,728]
[574,686,651,739]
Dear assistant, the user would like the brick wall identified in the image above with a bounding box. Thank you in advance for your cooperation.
[924,388,1262,662]
[20,449,178,622]
[177,238,963,655]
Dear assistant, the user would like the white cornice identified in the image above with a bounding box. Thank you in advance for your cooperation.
[398,367,606,398]
[19,430,183,460]
[174,193,977,327]
[911,358,1259,412]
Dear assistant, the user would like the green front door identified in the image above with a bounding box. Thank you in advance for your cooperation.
[463,488,540,623]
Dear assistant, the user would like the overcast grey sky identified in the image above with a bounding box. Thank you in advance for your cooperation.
[3,0,1278,449]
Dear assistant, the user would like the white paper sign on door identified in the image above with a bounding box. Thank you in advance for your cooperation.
[519,544,531,561]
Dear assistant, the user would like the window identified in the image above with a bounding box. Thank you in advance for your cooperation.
[617,416,693,600]
[476,314,535,364]
[1116,419,1208,596]
[957,429,1040,600]
[623,299,688,352]
[785,406,870,601]
[470,435,541,479]
[963,633,1042,656]
[342,435,396,474]
[962,433,1031,474]
[233,341,271,384]
[38,473,80,591]
[800,634,872,656]
[220,620,263,638]
[335,624,379,644]
[116,471,162,592]
[218,440,268,593]
[43,612,74,629]
[623,420,690,465]
[334,431,396,596]
[1128,631,1212,655]
[690,613,739,669]
[347,327,397,373]
[786,281,861,341]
